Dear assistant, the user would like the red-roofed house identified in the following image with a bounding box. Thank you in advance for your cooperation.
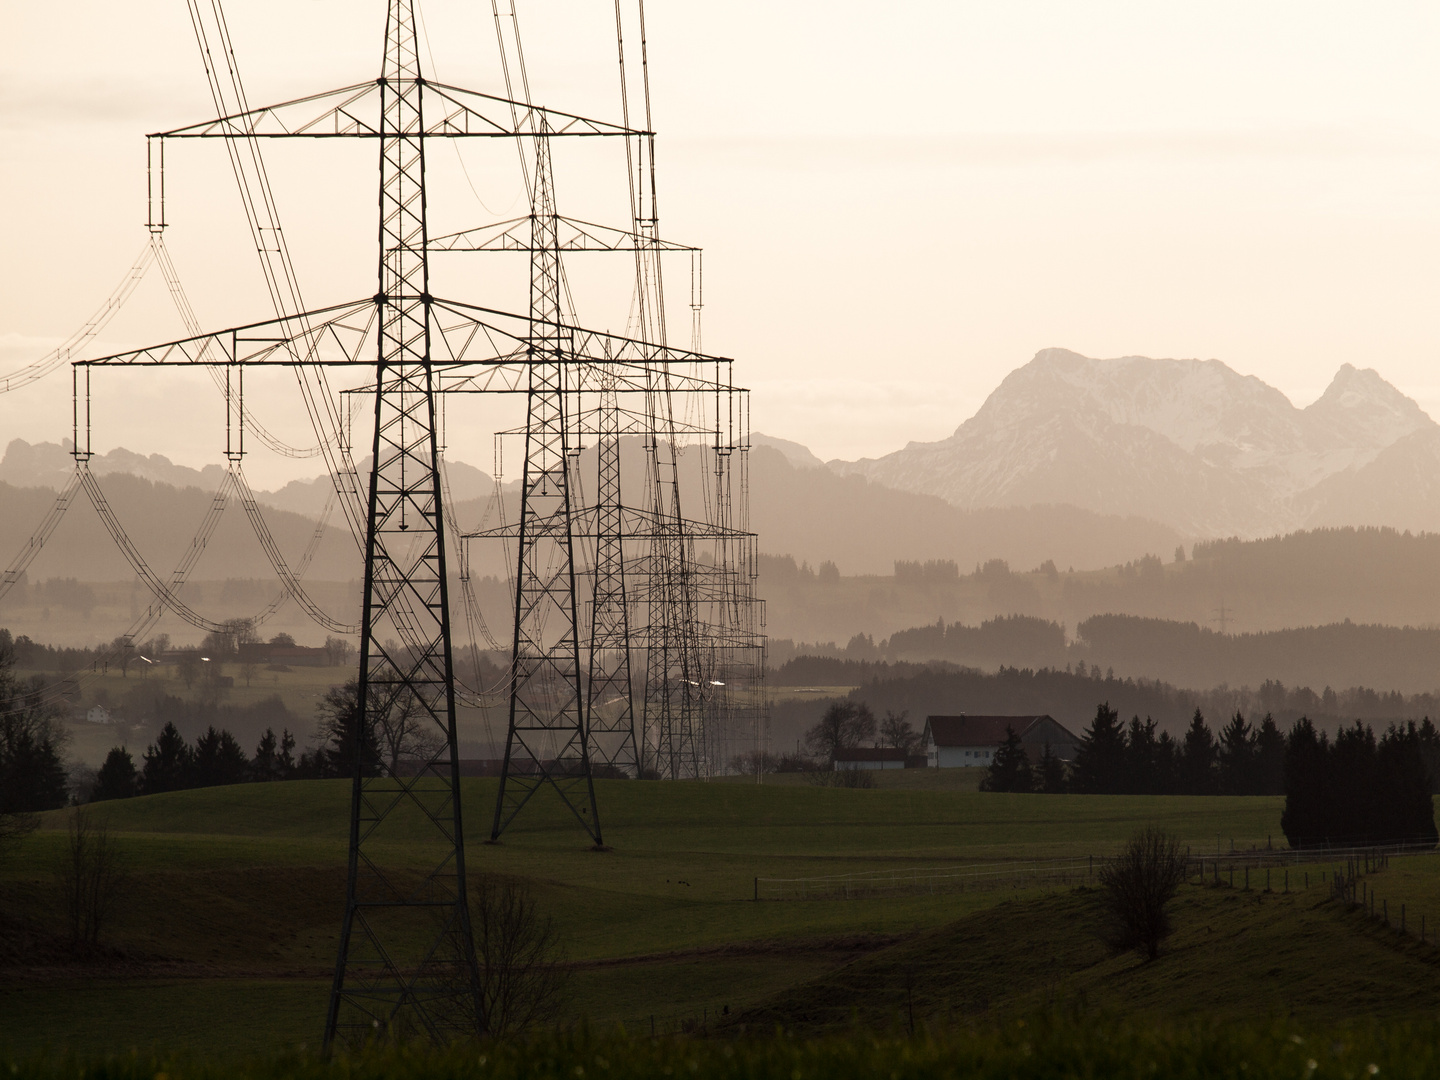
[922,715,1080,769]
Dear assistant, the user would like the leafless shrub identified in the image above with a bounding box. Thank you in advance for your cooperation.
[54,807,128,953]
[1098,826,1188,960]
[471,874,569,1036]
[0,810,39,863]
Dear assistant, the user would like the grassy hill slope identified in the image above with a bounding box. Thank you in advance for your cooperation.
[734,882,1440,1032]
[2,778,1434,1055]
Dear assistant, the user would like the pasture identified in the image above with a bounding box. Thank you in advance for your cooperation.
[2,775,1436,1058]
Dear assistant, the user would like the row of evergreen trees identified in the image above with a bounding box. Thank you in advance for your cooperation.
[1282,719,1438,847]
[984,705,1290,795]
[1070,705,1289,795]
[93,684,366,801]
[94,723,306,800]
[986,703,1438,847]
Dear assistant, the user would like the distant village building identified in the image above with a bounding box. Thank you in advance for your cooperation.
[832,747,928,771]
[237,642,329,667]
[923,715,1080,769]
[86,704,115,725]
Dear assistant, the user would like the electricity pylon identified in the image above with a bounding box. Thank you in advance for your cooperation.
[491,126,605,845]
[69,0,635,1045]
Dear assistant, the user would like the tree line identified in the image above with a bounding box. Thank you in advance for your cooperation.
[90,678,438,800]
[767,657,1440,759]
[982,703,1438,847]
[1281,718,1438,847]
[980,705,1289,796]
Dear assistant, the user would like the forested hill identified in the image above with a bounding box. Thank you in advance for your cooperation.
[761,526,1440,644]
[766,658,1440,753]
[1068,526,1440,630]
[773,613,1440,697]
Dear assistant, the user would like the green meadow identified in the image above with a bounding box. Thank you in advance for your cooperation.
[3,774,1439,1062]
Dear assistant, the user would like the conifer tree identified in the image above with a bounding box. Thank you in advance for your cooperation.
[1217,711,1256,794]
[1180,710,1218,794]
[141,722,193,794]
[93,747,137,801]
[1124,716,1160,794]
[1036,741,1067,793]
[192,727,250,787]
[1072,703,1127,793]
[1254,713,1286,795]
[1280,717,1329,846]
[981,724,1033,792]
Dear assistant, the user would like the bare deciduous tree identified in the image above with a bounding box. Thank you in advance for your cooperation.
[1098,826,1189,960]
[55,808,128,953]
[879,709,920,753]
[374,686,440,775]
[470,875,569,1035]
[804,702,877,762]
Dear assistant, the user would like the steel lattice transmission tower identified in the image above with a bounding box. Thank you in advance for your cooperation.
[491,126,605,845]
[325,2,483,1045]
[68,0,639,1044]
[67,4,766,1042]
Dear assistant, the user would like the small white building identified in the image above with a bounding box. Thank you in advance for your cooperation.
[833,747,913,771]
[86,704,115,725]
[923,715,1080,769]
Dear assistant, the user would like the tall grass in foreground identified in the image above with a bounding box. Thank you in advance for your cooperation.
[4,1015,1434,1080]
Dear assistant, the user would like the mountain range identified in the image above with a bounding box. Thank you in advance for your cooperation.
[829,348,1440,538]
[0,434,1181,590]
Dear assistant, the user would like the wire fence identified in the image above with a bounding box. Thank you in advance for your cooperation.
[755,857,1098,900]
[756,841,1440,902]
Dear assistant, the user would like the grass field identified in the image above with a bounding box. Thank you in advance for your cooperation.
[3,775,1438,1059]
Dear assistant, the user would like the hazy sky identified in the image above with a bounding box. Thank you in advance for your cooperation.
[5,2,1440,487]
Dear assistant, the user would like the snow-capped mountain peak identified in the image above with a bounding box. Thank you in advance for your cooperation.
[832,349,1439,538]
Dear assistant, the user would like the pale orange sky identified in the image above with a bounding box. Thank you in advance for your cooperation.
[4,1,1440,487]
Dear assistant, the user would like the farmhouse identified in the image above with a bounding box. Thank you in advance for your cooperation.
[923,714,1080,769]
[832,747,928,771]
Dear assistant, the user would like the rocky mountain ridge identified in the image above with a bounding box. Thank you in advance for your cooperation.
[830,348,1439,538]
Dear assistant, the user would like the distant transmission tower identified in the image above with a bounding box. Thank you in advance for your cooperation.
[65,0,765,1039]
[70,0,635,1046]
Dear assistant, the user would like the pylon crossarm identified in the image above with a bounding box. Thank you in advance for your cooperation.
[75,299,379,367]
[152,78,643,140]
[465,504,757,543]
[431,213,697,253]
[489,403,730,439]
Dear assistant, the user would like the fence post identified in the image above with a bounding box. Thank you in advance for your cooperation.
[754,877,758,902]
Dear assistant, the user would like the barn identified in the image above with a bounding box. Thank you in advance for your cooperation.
[922,714,1081,769]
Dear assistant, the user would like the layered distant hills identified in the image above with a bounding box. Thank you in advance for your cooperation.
[829,348,1440,538]
[0,437,1183,580]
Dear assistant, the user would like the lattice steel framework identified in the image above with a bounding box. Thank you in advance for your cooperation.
[64,11,767,1044]
[585,374,640,778]
[490,127,603,845]
[65,0,640,1047]
[323,2,484,1046]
